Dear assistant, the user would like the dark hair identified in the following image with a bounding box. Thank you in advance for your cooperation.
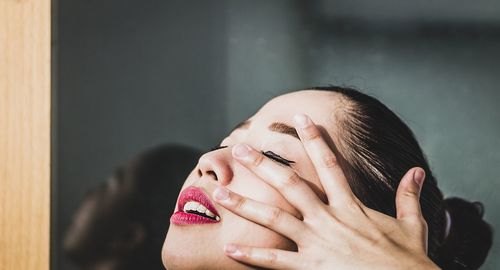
[309,86,493,270]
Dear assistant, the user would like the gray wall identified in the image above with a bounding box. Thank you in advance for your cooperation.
[54,1,227,269]
[54,1,500,269]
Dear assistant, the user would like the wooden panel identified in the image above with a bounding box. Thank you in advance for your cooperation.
[0,0,51,269]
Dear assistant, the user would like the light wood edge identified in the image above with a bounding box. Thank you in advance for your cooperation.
[0,0,51,269]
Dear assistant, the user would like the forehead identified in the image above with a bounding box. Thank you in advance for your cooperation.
[251,90,341,135]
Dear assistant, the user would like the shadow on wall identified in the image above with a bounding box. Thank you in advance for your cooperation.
[62,144,201,270]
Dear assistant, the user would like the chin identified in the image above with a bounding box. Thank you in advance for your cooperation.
[162,224,297,270]
[162,226,240,270]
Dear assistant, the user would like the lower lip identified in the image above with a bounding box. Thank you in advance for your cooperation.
[170,212,219,225]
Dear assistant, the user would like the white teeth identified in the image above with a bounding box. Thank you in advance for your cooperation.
[182,200,221,221]
[197,204,207,213]
[205,209,215,218]
[183,201,200,212]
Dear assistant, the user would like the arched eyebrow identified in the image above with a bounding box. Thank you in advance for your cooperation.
[231,120,299,140]
[268,122,299,140]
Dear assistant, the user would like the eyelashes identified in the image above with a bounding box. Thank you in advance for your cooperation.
[261,151,295,166]
[209,145,228,152]
[208,145,294,167]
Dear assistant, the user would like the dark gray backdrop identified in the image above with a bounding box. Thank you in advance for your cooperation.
[53,1,500,269]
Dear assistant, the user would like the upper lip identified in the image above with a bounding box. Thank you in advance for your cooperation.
[177,186,220,218]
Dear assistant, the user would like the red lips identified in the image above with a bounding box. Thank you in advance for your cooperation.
[170,186,221,225]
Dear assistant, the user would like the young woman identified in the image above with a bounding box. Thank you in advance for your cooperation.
[162,87,492,270]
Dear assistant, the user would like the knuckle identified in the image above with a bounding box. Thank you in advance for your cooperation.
[408,217,428,241]
[263,207,283,227]
[320,153,338,168]
[402,190,419,200]
[265,249,278,265]
[303,127,321,141]
[240,248,251,260]
[252,153,265,167]
[370,230,389,246]
[234,197,247,211]
[278,173,301,190]
[344,198,363,213]
[406,215,427,229]
[418,216,428,230]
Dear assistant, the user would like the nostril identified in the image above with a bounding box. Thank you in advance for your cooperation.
[198,167,218,181]
[207,171,218,181]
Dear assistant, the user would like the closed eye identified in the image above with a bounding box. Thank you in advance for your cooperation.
[208,145,295,167]
[261,151,295,167]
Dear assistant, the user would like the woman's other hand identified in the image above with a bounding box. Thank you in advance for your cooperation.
[213,114,440,270]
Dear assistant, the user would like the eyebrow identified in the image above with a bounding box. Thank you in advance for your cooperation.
[268,122,299,140]
[231,120,300,140]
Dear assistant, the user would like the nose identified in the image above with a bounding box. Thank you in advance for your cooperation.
[197,147,233,186]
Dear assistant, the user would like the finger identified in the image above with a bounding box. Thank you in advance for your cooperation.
[395,167,425,222]
[213,186,308,243]
[224,244,299,270]
[232,143,325,218]
[293,114,354,206]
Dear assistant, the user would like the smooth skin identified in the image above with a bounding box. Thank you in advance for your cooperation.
[213,114,441,270]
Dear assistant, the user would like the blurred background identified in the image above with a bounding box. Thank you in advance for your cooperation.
[52,0,500,269]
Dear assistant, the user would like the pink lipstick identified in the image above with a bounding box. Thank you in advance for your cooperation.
[170,186,221,225]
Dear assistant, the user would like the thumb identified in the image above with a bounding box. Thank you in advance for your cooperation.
[395,167,425,221]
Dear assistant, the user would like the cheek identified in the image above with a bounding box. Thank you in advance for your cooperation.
[222,171,298,249]
[220,211,296,251]
[229,169,301,218]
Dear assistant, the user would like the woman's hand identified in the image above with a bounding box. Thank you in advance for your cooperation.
[212,114,440,270]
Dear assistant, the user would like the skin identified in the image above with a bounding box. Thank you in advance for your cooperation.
[162,90,440,269]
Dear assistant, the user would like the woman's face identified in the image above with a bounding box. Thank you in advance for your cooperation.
[162,90,342,269]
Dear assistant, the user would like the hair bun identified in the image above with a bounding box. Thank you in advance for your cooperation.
[436,197,493,270]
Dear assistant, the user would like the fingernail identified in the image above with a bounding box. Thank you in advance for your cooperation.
[224,244,242,256]
[293,114,311,128]
[233,144,250,158]
[413,169,425,190]
[214,187,230,201]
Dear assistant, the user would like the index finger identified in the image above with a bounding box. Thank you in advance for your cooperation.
[293,114,355,206]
